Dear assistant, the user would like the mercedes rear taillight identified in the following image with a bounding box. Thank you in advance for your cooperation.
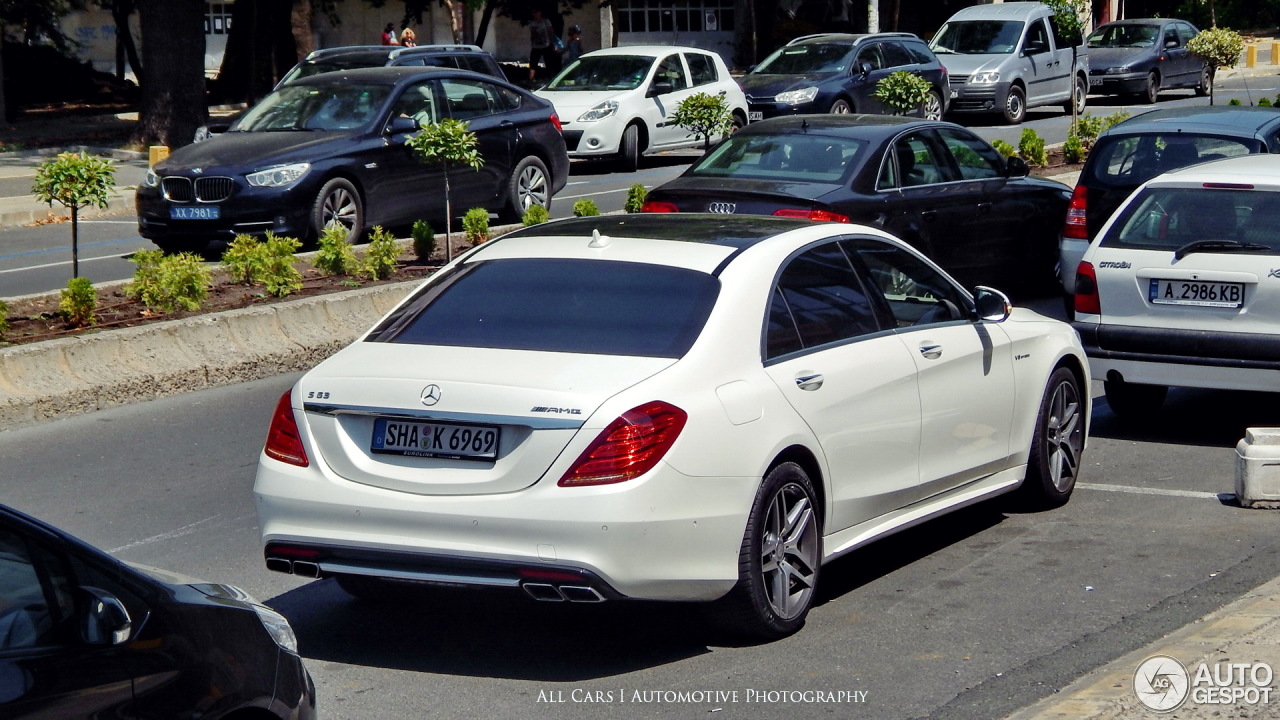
[559,401,687,486]
[264,391,309,467]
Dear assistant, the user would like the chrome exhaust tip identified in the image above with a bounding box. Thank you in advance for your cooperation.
[265,557,293,574]
[559,585,606,603]
[522,583,566,602]
[292,560,321,578]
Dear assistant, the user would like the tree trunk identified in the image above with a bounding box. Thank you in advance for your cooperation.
[291,0,315,59]
[111,1,143,85]
[134,0,207,148]
[443,164,454,263]
[446,1,465,44]
[475,1,497,47]
[71,204,80,279]
[216,0,298,104]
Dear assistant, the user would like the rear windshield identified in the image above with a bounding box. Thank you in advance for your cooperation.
[1101,187,1280,253]
[366,259,720,357]
[690,133,866,183]
[1089,134,1255,187]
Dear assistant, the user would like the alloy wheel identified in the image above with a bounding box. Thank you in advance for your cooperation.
[322,187,359,233]
[1043,377,1083,492]
[759,482,819,620]
[517,163,548,212]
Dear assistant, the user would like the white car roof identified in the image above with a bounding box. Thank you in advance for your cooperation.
[1151,153,1280,188]
[582,45,721,59]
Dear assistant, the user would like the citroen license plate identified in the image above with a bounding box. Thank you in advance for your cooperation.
[1149,279,1244,308]
[371,418,500,460]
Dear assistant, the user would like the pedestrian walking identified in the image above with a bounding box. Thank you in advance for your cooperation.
[528,9,558,82]
[399,27,417,47]
[381,23,398,46]
[564,24,584,65]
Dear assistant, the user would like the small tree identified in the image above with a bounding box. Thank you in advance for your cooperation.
[462,208,490,244]
[1187,27,1245,105]
[314,224,360,276]
[624,184,648,213]
[872,71,932,115]
[406,119,483,263]
[32,152,116,279]
[1044,0,1089,123]
[669,91,734,151]
[363,226,401,280]
[60,277,98,327]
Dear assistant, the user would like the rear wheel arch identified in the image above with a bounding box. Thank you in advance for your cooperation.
[767,445,826,524]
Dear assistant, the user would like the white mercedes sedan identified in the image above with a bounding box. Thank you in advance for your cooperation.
[254,215,1089,639]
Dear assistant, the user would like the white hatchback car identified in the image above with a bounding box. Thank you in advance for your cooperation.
[1072,154,1280,417]
[255,215,1089,639]
[535,46,748,170]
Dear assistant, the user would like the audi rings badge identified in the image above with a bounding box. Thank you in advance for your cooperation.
[707,202,737,214]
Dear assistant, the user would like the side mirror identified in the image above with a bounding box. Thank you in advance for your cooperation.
[1024,40,1048,55]
[648,80,674,97]
[387,116,419,134]
[858,61,873,76]
[1165,38,1179,48]
[1005,155,1030,178]
[79,586,133,646]
[973,286,1012,322]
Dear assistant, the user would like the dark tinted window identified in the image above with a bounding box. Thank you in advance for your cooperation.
[1176,22,1198,45]
[755,43,854,74]
[844,238,968,327]
[686,52,718,85]
[937,127,1002,180]
[880,41,912,68]
[1089,134,1254,186]
[0,527,64,650]
[1025,19,1050,52]
[1102,188,1280,253]
[1049,15,1081,49]
[930,20,1024,55]
[767,243,878,359]
[692,133,866,183]
[902,39,937,65]
[370,259,719,357]
[460,55,498,76]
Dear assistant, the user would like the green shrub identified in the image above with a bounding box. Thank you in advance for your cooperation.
[0,300,9,338]
[872,70,933,115]
[314,223,360,276]
[411,219,436,260]
[259,232,303,298]
[222,234,264,285]
[522,205,550,226]
[1187,28,1244,105]
[125,248,165,306]
[573,199,600,216]
[463,207,490,244]
[363,225,400,280]
[60,276,98,327]
[991,139,1017,158]
[1260,97,1274,107]
[1101,111,1131,132]
[1071,114,1105,147]
[624,184,648,213]
[1228,97,1243,106]
[128,251,210,312]
[1063,133,1085,164]
[1018,128,1048,167]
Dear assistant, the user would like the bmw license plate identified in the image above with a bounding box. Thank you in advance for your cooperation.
[170,205,220,220]
[748,111,763,121]
[372,418,500,460]
[1149,279,1244,308]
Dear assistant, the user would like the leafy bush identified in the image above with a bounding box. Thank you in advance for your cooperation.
[1260,97,1274,107]
[1018,128,1048,167]
[314,223,360,276]
[411,219,435,260]
[0,300,9,338]
[463,207,490,244]
[1101,111,1131,132]
[573,199,600,216]
[259,232,303,298]
[624,184,648,213]
[222,234,264,285]
[1228,97,1243,106]
[60,276,97,327]
[669,91,734,150]
[1063,132,1085,163]
[991,139,1017,158]
[363,226,400,280]
[125,248,164,306]
[128,250,211,312]
[522,205,550,226]
[1187,27,1245,104]
[872,70,933,115]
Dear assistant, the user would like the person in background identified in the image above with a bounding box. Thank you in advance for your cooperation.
[399,27,417,47]
[528,9,556,82]
[564,24,584,65]
[381,23,398,46]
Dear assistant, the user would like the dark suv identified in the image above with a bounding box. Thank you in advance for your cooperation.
[279,44,504,85]
[739,33,948,121]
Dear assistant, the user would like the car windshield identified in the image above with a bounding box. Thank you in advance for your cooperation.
[235,83,393,131]
[688,133,866,183]
[279,59,384,85]
[930,20,1025,54]
[753,43,852,74]
[1089,134,1255,187]
[1088,24,1159,48]
[545,55,654,91]
[1104,187,1280,253]
[367,258,720,358]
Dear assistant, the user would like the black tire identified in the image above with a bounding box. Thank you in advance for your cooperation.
[618,123,641,172]
[1139,71,1160,104]
[1064,74,1088,115]
[1016,366,1085,509]
[1104,380,1168,419]
[829,98,853,114]
[498,155,551,224]
[922,89,944,121]
[1002,85,1027,124]
[706,462,821,640]
[1195,66,1211,96]
[311,177,363,245]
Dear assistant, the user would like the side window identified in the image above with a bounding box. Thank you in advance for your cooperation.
[0,526,68,651]
[1163,26,1180,48]
[937,127,1003,180]
[903,40,937,65]
[766,243,879,359]
[656,54,689,91]
[880,41,912,69]
[878,132,945,189]
[1049,15,1078,50]
[685,53,719,86]
[461,55,495,75]
[389,81,438,128]
[441,78,501,120]
[1177,23,1198,46]
[855,43,884,71]
[844,238,968,328]
[1024,19,1050,53]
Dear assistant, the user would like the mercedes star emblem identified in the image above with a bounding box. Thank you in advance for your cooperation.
[420,384,442,406]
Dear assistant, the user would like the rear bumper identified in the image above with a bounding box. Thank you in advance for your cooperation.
[1073,320,1280,389]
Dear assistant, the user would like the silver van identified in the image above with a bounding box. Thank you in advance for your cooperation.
[930,1,1089,124]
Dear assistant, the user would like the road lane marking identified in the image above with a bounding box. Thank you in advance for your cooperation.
[558,188,635,200]
[1078,482,1231,501]
[109,515,220,553]
[0,252,133,274]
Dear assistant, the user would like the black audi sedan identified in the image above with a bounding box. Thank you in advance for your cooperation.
[138,66,569,255]
[739,33,948,121]
[643,114,1070,290]
[0,503,314,719]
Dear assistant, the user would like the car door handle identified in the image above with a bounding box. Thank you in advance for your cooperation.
[921,209,938,222]
[795,373,824,391]
[919,343,943,360]
[977,201,992,215]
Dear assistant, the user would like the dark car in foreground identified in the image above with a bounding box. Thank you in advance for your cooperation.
[1085,19,1207,103]
[643,114,1071,289]
[141,66,568,255]
[740,32,948,121]
[0,503,314,719]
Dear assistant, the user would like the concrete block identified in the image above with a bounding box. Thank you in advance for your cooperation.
[1236,428,1280,508]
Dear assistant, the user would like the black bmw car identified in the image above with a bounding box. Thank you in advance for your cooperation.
[643,114,1071,290]
[139,66,569,255]
[0,503,314,719]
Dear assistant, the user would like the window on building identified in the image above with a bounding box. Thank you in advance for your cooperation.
[616,0,735,34]
[206,2,234,35]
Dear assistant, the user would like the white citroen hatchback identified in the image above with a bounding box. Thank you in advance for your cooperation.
[1073,154,1280,417]
[255,214,1088,639]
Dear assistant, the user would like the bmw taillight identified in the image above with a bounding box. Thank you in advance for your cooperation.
[641,200,679,213]
[1074,261,1100,315]
[264,391,309,467]
[1063,184,1088,240]
[550,112,563,132]
[559,401,687,486]
[772,208,852,223]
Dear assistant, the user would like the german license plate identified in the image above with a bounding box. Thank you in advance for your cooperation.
[748,111,763,121]
[371,418,500,460]
[1149,279,1244,308]
[170,205,220,220]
